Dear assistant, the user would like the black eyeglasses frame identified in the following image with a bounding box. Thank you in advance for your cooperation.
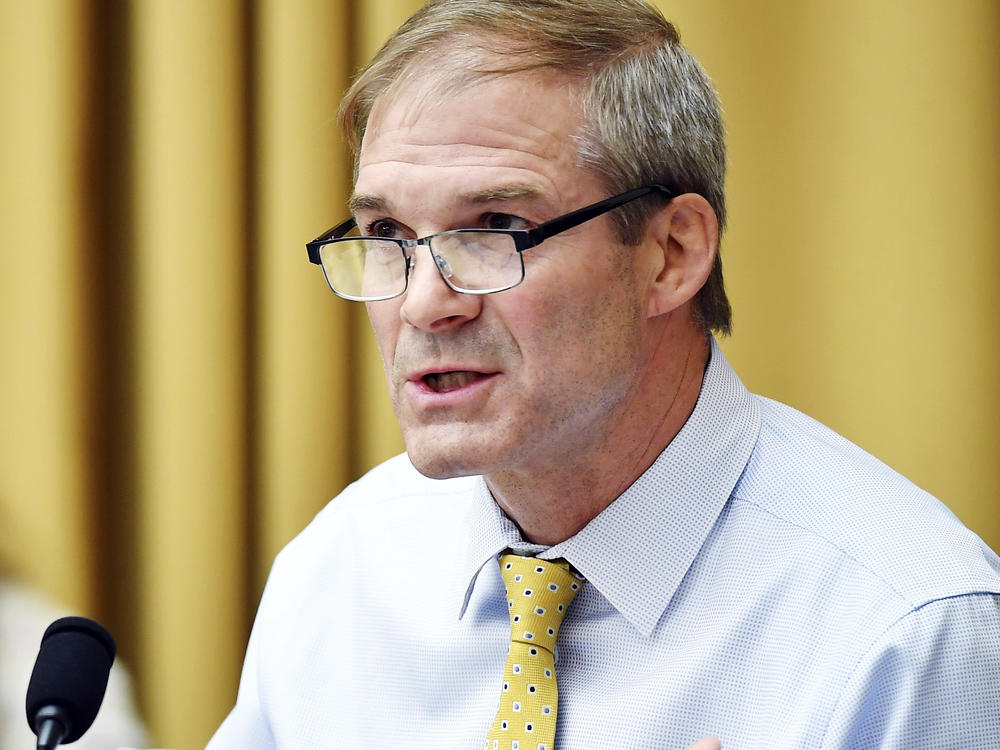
[305,183,674,299]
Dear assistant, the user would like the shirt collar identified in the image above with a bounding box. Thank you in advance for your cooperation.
[457,338,760,636]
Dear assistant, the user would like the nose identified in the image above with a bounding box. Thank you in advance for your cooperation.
[399,246,482,331]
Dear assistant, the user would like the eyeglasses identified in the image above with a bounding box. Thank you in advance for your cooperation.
[306,184,673,301]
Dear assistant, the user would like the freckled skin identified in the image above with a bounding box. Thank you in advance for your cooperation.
[358,66,711,544]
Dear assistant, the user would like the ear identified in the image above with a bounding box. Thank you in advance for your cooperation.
[642,193,718,319]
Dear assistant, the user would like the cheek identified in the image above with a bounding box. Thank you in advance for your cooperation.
[509,282,638,379]
[366,303,402,365]
[537,277,644,393]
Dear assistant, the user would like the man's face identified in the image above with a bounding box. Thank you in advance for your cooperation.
[355,68,655,485]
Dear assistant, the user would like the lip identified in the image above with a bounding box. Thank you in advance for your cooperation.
[403,366,501,408]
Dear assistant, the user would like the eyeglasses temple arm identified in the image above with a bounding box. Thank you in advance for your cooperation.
[525,184,673,246]
[306,217,359,264]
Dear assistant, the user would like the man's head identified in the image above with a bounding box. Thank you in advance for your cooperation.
[340,0,730,333]
[335,0,726,534]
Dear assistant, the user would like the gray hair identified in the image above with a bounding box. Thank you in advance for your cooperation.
[339,0,731,334]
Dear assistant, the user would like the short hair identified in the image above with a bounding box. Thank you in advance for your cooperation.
[339,0,732,334]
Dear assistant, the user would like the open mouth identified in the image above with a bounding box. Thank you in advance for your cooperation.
[422,370,486,393]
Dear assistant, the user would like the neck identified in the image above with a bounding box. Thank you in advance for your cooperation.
[486,320,711,545]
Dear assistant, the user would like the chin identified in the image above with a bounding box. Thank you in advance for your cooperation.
[405,439,498,480]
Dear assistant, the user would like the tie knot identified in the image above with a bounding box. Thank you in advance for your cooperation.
[498,554,584,652]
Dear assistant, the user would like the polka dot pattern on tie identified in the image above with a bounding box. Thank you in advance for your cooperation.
[484,554,584,750]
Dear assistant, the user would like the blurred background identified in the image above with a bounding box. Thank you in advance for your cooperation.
[1,0,997,747]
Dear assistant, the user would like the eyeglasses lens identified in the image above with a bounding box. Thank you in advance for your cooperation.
[320,232,523,300]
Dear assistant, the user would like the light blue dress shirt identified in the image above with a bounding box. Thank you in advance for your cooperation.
[208,340,1000,749]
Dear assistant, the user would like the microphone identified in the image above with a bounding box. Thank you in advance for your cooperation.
[25,616,117,750]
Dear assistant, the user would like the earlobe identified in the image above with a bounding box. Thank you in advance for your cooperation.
[644,193,718,319]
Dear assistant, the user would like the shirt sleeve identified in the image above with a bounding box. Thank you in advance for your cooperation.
[821,592,1000,748]
[204,606,276,750]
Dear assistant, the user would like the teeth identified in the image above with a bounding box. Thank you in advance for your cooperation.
[425,371,480,392]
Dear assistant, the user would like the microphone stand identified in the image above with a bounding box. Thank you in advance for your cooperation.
[33,705,72,750]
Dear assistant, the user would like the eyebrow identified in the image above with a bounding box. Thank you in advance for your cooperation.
[347,193,385,214]
[465,183,544,204]
[347,182,545,216]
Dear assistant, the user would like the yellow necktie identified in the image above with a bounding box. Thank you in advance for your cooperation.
[484,554,584,750]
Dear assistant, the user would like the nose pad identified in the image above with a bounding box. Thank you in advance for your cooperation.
[398,246,481,330]
[433,252,455,282]
[406,246,454,291]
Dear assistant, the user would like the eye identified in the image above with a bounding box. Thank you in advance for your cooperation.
[364,219,405,238]
[483,213,530,231]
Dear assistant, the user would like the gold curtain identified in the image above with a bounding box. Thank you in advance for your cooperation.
[0,1,996,747]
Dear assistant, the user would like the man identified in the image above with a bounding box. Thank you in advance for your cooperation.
[208,1,1000,747]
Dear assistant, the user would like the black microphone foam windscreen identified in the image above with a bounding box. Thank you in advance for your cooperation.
[25,616,117,743]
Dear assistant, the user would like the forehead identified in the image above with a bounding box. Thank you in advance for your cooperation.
[354,67,592,215]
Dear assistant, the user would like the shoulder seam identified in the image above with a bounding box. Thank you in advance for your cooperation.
[817,591,1000,747]
[728,493,912,605]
